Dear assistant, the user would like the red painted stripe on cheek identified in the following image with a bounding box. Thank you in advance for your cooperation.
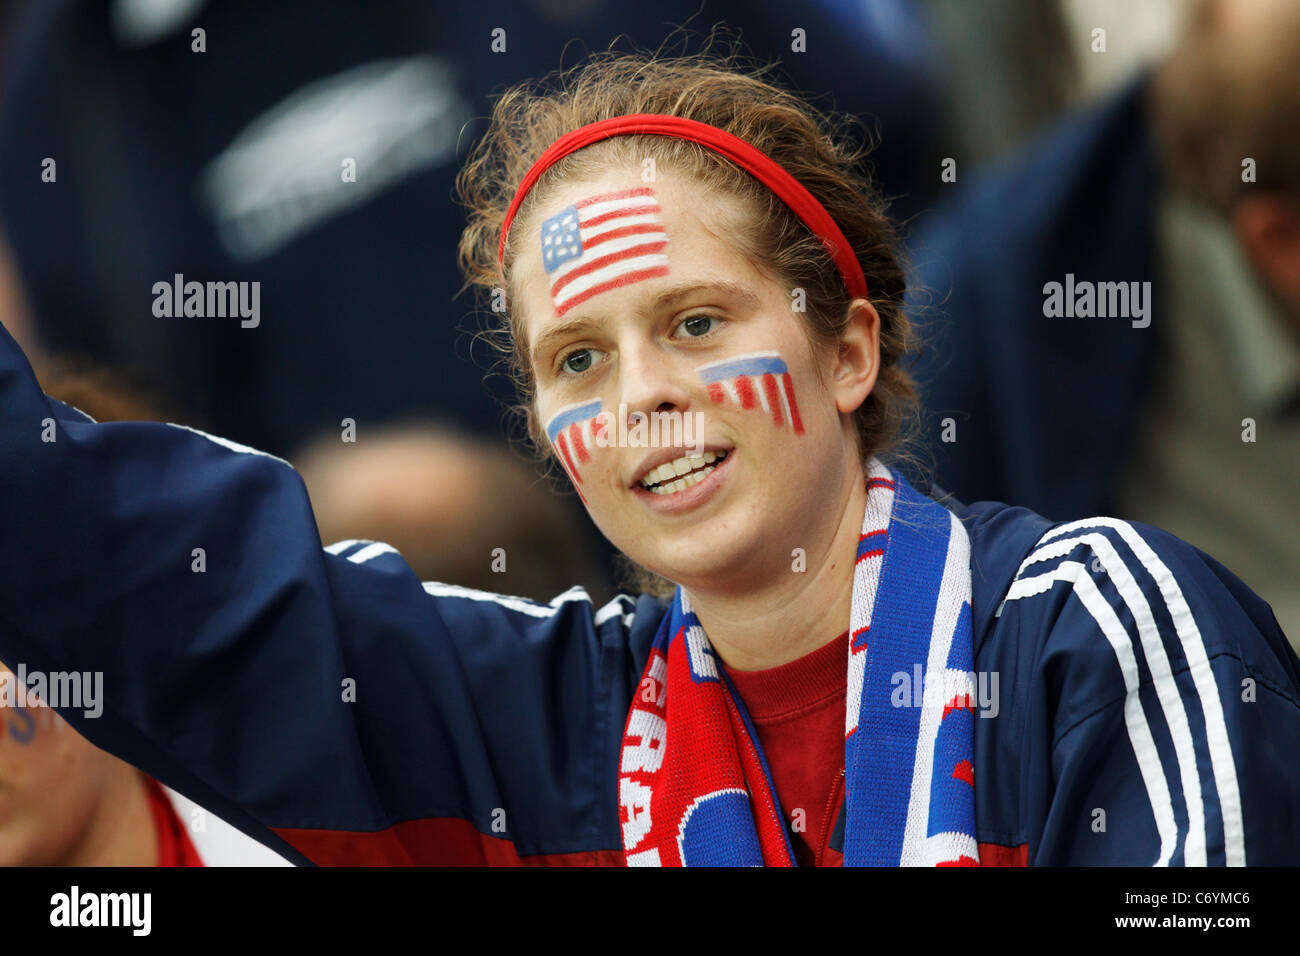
[707,382,726,404]
[735,375,756,409]
[554,434,589,505]
[556,433,582,485]
[781,373,805,435]
[569,422,590,463]
[761,373,784,427]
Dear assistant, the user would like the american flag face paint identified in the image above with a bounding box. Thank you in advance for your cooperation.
[544,399,609,504]
[539,187,670,317]
[696,351,805,436]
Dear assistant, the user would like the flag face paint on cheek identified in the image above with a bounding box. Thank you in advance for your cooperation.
[540,187,670,317]
[544,400,609,504]
[696,351,805,436]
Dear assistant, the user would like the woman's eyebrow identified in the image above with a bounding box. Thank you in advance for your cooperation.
[651,280,760,313]
[533,317,599,364]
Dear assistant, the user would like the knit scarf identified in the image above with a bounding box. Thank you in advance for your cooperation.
[618,460,979,866]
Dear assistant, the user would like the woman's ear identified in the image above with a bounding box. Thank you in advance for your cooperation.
[831,298,881,415]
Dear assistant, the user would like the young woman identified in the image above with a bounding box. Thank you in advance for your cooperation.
[1,52,1297,867]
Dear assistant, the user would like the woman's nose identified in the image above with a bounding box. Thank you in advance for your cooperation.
[617,346,692,422]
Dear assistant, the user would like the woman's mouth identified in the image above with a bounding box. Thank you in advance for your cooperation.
[638,449,728,494]
[631,449,733,514]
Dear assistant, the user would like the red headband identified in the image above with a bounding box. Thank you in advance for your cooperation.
[496,113,869,300]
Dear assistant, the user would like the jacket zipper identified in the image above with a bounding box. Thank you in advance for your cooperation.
[815,768,846,867]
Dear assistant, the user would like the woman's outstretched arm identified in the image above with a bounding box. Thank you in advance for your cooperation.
[0,322,651,864]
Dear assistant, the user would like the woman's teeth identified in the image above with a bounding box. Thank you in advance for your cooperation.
[641,450,727,495]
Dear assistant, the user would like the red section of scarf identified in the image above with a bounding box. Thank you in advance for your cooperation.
[620,627,794,866]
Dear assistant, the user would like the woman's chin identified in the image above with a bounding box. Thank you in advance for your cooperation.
[635,529,762,592]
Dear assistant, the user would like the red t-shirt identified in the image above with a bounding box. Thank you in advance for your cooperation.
[143,775,205,867]
[722,631,848,866]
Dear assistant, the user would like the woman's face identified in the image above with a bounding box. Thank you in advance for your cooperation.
[513,167,874,592]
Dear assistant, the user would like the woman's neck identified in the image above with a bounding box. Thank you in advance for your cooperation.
[686,470,868,671]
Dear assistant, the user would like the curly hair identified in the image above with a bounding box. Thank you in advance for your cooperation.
[456,45,923,594]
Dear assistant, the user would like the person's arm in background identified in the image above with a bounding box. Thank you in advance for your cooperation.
[0,321,648,864]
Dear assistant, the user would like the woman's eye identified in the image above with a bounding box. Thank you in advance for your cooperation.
[676,314,718,338]
[560,348,602,375]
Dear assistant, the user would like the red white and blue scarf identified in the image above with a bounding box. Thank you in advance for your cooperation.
[618,461,979,866]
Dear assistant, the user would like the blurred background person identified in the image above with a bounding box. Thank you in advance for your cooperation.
[906,0,1300,644]
[912,0,1078,169]
[1,659,290,865]
[907,0,1195,186]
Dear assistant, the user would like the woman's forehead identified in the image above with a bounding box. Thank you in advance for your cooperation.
[514,171,756,341]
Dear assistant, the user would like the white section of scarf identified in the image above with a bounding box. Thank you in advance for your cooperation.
[846,458,896,736]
